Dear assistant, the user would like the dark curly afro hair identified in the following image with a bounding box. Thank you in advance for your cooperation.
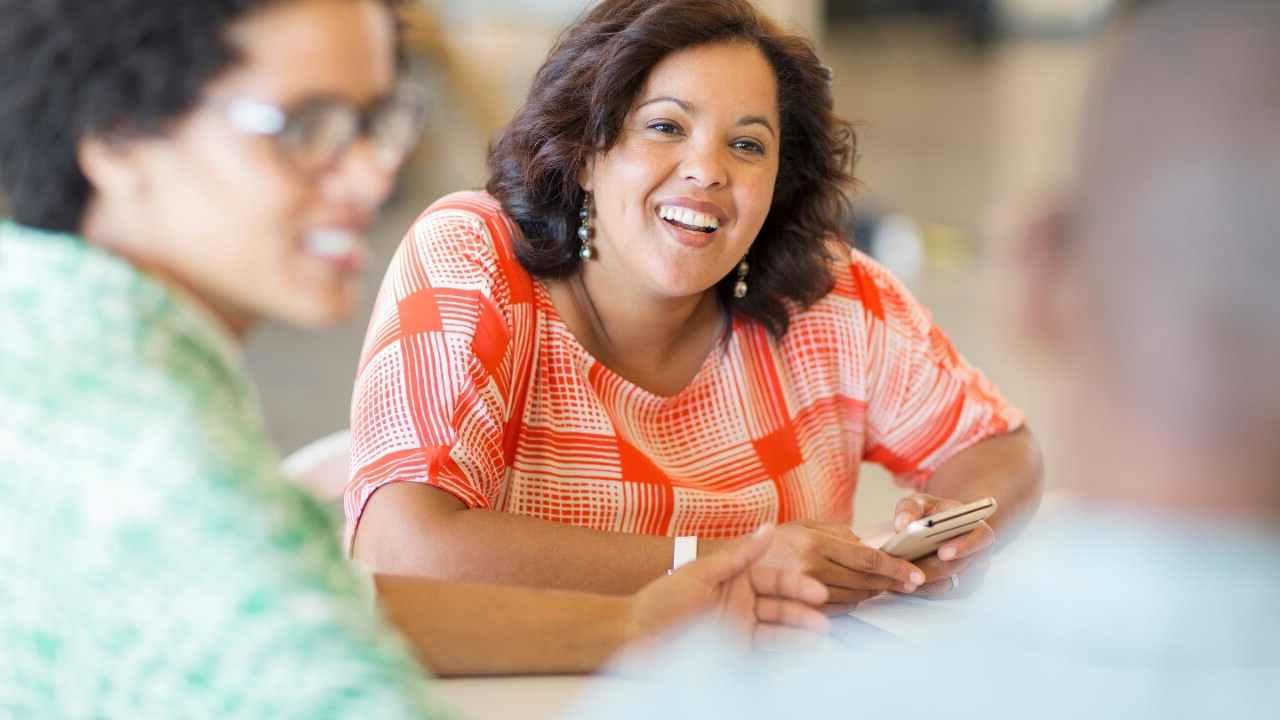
[0,0,402,233]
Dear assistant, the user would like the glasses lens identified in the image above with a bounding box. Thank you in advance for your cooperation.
[370,89,428,168]
[278,101,359,173]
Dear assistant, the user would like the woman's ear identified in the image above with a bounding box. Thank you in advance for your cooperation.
[577,157,595,193]
[76,134,156,246]
[77,135,145,201]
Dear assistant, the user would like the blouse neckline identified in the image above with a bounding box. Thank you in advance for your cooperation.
[530,277,735,407]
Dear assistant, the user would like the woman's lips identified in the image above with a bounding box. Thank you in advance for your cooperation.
[658,213,719,249]
[302,228,368,273]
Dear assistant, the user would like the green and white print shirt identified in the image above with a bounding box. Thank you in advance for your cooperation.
[0,221,449,718]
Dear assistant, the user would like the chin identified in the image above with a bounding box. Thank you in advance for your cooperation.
[277,290,358,329]
[645,265,724,299]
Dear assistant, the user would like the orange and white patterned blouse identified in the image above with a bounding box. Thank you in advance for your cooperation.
[344,191,1022,548]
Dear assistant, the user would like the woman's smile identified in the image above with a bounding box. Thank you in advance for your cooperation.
[655,197,728,249]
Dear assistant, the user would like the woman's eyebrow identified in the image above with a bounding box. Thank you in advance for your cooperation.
[738,114,775,138]
[635,95,692,112]
[635,96,776,138]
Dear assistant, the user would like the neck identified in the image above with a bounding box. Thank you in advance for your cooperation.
[550,259,725,398]
[80,202,256,342]
[576,265,719,364]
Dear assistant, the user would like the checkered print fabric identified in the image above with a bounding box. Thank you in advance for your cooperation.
[345,192,1022,547]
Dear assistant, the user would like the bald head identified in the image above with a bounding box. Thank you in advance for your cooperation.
[1067,0,1280,458]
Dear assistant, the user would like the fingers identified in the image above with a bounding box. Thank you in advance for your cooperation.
[816,564,916,595]
[748,566,829,606]
[820,602,861,617]
[823,587,878,607]
[823,540,926,590]
[681,523,775,586]
[893,494,928,532]
[936,521,996,562]
[914,558,991,600]
[893,493,967,532]
[913,552,976,585]
[914,576,958,600]
[754,596,832,633]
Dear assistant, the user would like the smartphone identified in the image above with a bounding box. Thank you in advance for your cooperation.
[880,497,997,561]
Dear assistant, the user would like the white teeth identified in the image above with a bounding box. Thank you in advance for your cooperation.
[658,205,719,231]
[304,229,360,258]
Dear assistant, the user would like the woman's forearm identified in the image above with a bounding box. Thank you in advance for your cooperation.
[355,482,675,594]
[924,426,1045,545]
[373,574,633,676]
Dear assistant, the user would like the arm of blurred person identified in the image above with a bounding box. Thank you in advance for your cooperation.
[891,425,1044,599]
[372,525,829,676]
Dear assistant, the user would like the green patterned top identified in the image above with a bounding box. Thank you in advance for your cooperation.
[0,222,450,718]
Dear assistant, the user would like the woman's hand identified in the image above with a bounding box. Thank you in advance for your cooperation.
[628,525,832,650]
[892,493,996,599]
[754,520,926,610]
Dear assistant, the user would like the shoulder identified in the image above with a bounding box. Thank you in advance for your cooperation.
[792,238,932,337]
[404,191,521,261]
[1,296,266,478]
[396,190,533,299]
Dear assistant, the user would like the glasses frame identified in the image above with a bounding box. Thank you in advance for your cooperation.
[211,81,430,176]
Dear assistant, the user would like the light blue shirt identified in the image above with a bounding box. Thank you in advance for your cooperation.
[573,505,1280,719]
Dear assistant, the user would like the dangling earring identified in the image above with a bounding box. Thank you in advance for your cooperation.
[577,193,596,261]
[733,257,749,298]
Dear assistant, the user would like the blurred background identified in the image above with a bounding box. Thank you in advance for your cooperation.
[6,0,1110,532]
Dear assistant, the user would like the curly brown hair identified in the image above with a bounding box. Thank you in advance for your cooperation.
[485,0,856,337]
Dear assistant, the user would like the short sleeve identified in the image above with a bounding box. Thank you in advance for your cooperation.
[851,253,1024,490]
[345,193,531,550]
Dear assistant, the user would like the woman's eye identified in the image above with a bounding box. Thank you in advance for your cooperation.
[733,139,766,155]
[647,121,681,135]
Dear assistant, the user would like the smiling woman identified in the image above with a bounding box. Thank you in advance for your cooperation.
[348,0,1044,608]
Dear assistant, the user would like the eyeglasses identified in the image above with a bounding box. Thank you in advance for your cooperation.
[215,83,429,175]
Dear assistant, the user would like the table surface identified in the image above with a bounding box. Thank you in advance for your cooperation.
[434,674,617,720]
[433,592,975,720]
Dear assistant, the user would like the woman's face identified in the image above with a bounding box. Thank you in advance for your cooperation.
[103,0,401,334]
[581,41,780,301]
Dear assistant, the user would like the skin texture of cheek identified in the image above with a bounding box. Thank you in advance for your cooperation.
[147,122,332,331]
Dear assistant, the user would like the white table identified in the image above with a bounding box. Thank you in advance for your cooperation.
[435,674,626,720]
[434,593,972,720]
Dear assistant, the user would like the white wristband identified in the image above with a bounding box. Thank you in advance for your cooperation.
[671,535,698,572]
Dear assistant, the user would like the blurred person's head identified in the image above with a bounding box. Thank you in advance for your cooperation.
[1025,0,1280,519]
[0,0,423,336]
[486,0,854,337]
